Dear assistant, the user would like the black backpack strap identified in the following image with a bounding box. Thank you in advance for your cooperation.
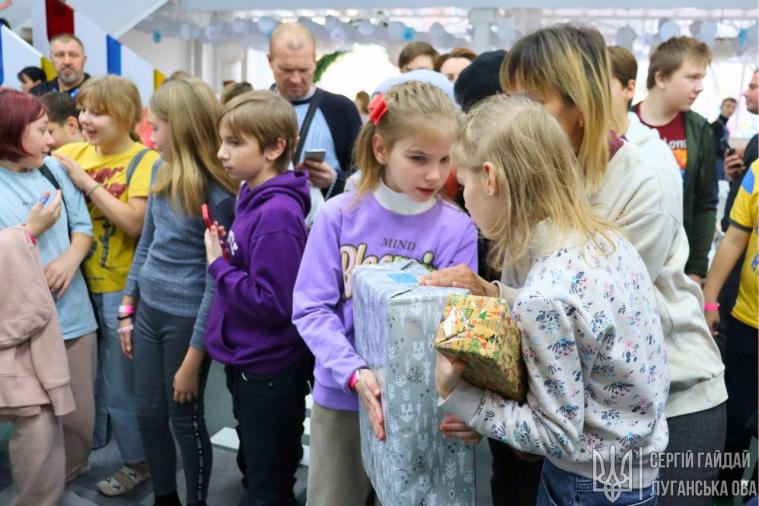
[126,148,151,187]
[293,88,325,165]
[38,164,72,236]
[39,164,61,191]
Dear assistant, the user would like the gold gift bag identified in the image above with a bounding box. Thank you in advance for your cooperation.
[434,294,527,401]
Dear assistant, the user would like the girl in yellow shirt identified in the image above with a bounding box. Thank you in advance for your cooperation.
[54,75,158,497]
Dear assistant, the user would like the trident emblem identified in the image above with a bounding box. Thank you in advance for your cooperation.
[592,444,634,503]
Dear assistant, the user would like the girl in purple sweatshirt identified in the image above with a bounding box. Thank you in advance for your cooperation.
[292,81,478,506]
[203,91,310,506]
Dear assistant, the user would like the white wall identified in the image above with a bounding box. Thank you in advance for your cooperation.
[67,0,168,37]
[119,29,193,78]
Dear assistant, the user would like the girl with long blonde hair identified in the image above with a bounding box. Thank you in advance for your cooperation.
[117,77,237,506]
[424,24,727,506]
[434,93,669,506]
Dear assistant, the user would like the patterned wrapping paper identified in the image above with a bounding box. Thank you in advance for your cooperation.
[352,261,476,506]
[434,294,527,402]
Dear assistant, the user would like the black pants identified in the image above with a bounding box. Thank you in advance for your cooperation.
[488,438,543,505]
[718,317,758,493]
[226,356,309,506]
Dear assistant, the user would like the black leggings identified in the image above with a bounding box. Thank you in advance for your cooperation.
[133,300,212,504]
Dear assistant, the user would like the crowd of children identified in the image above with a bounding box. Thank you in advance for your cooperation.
[0,20,756,506]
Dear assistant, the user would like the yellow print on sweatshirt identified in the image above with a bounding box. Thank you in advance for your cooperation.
[340,242,435,298]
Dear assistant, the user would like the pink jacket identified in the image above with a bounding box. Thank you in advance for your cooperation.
[0,227,75,416]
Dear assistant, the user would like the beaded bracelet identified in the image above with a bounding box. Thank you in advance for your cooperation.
[87,183,103,198]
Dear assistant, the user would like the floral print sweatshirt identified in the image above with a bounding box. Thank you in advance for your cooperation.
[441,230,669,488]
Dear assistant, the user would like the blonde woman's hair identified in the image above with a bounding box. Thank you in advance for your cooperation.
[149,77,238,215]
[220,90,299,175]
[77,75,142,140]
[452,95,615,268]
[500,24,612,193]
[354,81,461,198]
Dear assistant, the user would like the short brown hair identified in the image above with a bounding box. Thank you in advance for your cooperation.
[40,92,79,124]
[647,36,711,90]
[355,91,370,114]
[607,46,638,87]
[220,90,298,174]
[220,81,253,106]
[398,41,438,70]
[50,33,85,53]
[77,75,142,134]
[434,47,477,71]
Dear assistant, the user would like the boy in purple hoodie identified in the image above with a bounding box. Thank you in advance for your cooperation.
[203,91,311,506]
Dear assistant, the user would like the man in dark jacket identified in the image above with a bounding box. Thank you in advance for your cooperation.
[711,97,737,180]
[635,36,717,285]
[268,23,361,203]
[30,33,90,97]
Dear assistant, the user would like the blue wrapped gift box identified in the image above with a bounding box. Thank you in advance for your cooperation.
[352,261,476,506]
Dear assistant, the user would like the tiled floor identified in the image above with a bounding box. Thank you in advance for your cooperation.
[0,360,495,505]
[2,360,754,505]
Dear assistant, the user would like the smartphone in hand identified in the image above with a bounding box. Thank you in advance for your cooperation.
[304,149,326,163]
[201,203,230,260]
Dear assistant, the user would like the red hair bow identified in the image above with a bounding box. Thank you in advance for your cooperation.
[368,93,388,125]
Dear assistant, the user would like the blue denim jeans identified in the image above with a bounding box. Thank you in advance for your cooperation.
[91,291,145,463]
[537,459,656,506]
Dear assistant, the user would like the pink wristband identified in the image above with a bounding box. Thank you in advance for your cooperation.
[704,303,720,312]
[348,369,361,391]
[118,305,135,315]
[24,228,38,246]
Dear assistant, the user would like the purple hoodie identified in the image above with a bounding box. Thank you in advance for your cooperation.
[204,170,311,374]
[292,187,478,412]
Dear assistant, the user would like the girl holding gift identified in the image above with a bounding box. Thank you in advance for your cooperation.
[292,81,478,506]
[423,24,726,506]
[434,94,669,505]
